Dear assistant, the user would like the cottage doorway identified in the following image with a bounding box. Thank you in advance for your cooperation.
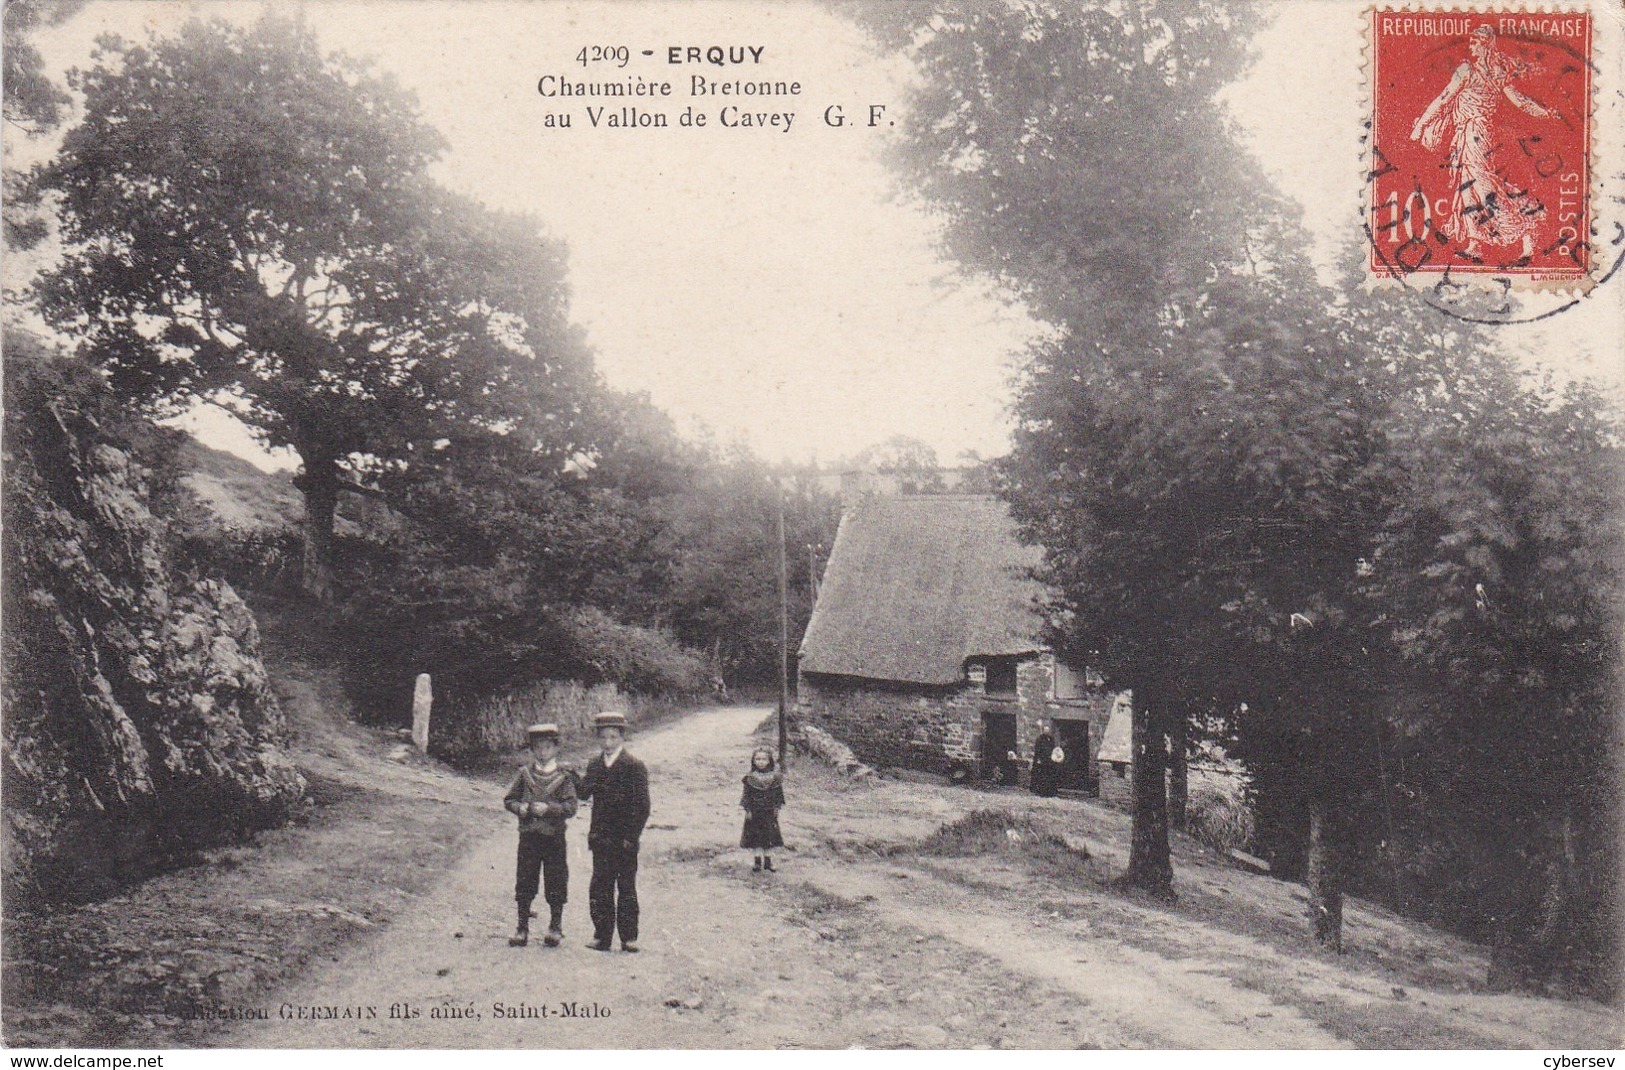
[1054,720,1093,793]
[981,711,1019,785]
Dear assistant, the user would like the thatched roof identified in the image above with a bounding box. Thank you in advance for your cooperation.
[798,495,1047,686]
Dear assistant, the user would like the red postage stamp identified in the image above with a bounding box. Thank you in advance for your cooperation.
[1368,10,1593,283]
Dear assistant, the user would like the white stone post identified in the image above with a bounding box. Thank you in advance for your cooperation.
[412,673,432,752]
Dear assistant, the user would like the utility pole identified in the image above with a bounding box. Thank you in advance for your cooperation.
[777,486,790,769]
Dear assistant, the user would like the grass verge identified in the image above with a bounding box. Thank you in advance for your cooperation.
[1,781,493,1048]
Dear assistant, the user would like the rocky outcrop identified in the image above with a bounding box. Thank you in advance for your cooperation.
[2,338,305,905]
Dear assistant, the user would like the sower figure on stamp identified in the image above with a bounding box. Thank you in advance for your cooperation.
[1410,25,1556,262]
[577,710,651,953]
[502,723,578,948]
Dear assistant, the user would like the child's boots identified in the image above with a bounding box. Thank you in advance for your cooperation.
[752,857,762,872]
[763,858,776,873]
[509,903,531,947]
[542,905,564,947]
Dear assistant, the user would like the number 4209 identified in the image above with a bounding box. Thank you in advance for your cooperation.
[576,46,630,68]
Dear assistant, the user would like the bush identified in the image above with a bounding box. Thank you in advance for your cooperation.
[331,586,709,762]
[177,526,304,592]
[426,608,711,765]
[560,606,712,698]
[1187,784,1255,854]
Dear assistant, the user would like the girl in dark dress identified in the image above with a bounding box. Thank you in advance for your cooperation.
[740,747,785,872]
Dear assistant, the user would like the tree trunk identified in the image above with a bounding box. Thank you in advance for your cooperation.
[297,449,338,603]
[1168,708,1188,832]
[1488,811,1576,991]
[1126,682,1173,896]
[1372,713,1404,904]
[1530,809,1576,980]
[1306,790,1344,951]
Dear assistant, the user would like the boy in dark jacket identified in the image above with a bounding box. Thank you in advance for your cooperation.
[576,711,650,953]
[502,723,578,947]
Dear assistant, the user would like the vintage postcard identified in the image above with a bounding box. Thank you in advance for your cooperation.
[3,0,1622,1056]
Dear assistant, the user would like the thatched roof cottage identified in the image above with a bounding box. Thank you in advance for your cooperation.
[797,493,1120,790]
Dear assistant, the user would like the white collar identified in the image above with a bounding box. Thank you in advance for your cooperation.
[602,746,623,767]
[537,759,558,774]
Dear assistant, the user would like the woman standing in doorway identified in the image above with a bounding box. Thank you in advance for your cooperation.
[1030,723,1061,798]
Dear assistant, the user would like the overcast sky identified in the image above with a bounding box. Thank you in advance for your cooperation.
[11,0,1623,470]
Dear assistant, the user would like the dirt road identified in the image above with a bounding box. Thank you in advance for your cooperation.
[226,705,1620,1050]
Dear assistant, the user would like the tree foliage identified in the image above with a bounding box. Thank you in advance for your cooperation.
[865,0,1621,982]
[2,0,84,248]
[1362,331,1623,985]
[580,394,842,689]
[862,0,1279,895]
[190,384,840,729]
[850,434,945,493]
[2,0,79,132]
[25,16,596,598]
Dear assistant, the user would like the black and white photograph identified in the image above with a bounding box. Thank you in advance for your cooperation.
[2,0,1623,1053]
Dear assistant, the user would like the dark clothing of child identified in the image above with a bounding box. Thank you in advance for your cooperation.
[504,762,579,837]
[578,752,651,852]
[515,830,568,912]
[503,761,578,932]
[578,751,651,946]
[740,771,785,849]
[587,846,639,943]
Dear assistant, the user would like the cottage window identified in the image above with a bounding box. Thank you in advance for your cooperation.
[984,659,1018,699]
[1053,662,1087,701]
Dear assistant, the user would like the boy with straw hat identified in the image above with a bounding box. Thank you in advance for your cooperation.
[502,722,577,947]
[576,711,651,952]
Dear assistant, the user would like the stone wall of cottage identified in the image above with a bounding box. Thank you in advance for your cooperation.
[1008,657,1114,785]
[795,673,984,774]
[1097,760,1133,809]
[798,653,1118,787]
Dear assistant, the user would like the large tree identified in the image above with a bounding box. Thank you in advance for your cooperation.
[850,434,945,493]
[579,393,841,688]
[25,16,594,599]
[859,0,1278,896]
[1360,329,1624,984]
[866,1,1622,966]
